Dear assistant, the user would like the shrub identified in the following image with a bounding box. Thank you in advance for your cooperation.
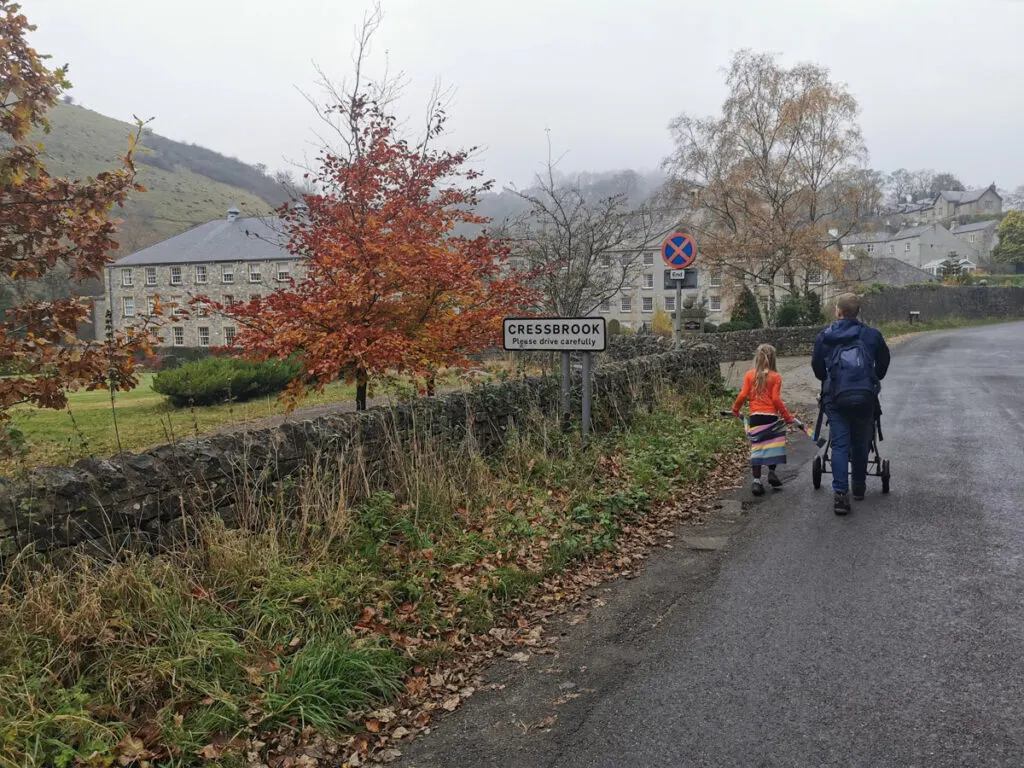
[776,291,825,327]
[152,356,301,407]
[702,322,718,333]
[730,287,763,328]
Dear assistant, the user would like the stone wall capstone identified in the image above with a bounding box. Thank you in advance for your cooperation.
[0,344,721,558]
[605,327,821,364]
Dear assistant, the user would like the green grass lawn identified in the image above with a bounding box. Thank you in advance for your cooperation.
[7,373,363,470]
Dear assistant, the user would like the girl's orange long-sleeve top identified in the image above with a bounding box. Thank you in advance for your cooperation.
[732,370,793,422]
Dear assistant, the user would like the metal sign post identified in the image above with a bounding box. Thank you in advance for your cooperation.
[502,317,606,441]
[662,232,698,343]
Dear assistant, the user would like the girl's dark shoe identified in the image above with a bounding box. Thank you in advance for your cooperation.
[752,479,766,496]
[768,470,782,489]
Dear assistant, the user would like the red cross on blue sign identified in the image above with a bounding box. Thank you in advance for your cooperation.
[662,232,697,269]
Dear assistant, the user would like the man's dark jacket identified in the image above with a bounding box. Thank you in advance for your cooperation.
[811,318,891,405]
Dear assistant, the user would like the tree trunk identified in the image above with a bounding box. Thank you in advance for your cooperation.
[355,367,368,411]
[426,371,436,397]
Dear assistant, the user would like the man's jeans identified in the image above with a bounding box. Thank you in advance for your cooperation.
[825,401,875,494]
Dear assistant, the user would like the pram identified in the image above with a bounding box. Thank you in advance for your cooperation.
[811,395,891,494]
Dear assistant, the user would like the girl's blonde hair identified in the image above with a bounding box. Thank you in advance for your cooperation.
[753,343,778,395]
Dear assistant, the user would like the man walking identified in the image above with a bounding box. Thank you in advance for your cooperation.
[812,293,891,515]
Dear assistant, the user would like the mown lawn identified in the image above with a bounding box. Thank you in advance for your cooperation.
[7,374,360,469]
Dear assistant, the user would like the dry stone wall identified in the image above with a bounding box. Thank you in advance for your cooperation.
[0,345,721,558]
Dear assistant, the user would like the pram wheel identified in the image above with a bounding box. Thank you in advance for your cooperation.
[881,459,891,494]
[812,457,822,490]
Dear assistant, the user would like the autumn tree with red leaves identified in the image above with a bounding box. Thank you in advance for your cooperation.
[0,1,157,443]
[218,12,534,410]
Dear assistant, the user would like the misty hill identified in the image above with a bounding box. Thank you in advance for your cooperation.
[33,103,290,256]
[470,169,668,234]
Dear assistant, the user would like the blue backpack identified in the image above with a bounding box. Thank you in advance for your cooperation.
[826,336,878,406]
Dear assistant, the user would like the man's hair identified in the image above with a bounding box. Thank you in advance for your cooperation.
[836,293,861,319]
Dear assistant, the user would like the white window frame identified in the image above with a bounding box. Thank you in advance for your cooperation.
[198,327,211,347]
[222,265,235,284]
[172,327,185,347]
[170,266,183,286]
[664,295,676,311]
[601,254,611,268]
[807,268,823,285]
[248,263,262,283]
[619,253,632,268]
[598,299,611,313]
[969,233,977,244]
[121,268,133,287]
[146,296,156,316]
[889,244,895,255]
[710,270,722,288]
[224,326,236,346]
[171,296,187,318]
[643,273,654,289]
[276,262,291,282]
[122,296,135,317]
[196,302,208,318]
[709,295,722,312]
[865,244,875,254]
[620,297,632,313]
[223,294,234,307]
[195,265,208,284]
[905,242,912,253]
[641,296,654,313]
[145,267,156,286]
[643,252,655,267]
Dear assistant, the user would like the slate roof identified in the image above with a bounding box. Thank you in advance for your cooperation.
[951,220,999,234]
[842,231,892,246]
[840,257,936,286]
[114,216,292,266]
[891,224,936,241]
[938,187,999,205]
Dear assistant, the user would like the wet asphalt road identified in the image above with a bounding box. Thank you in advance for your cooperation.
[401,323,1024,768]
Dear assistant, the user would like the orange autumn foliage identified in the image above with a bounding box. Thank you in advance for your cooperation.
[218,91,536,408]
[0,2,158,433]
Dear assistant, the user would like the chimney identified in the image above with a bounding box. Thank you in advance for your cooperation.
[226,204,240,222]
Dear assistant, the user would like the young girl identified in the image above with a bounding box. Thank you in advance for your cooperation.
[732,344,795,496]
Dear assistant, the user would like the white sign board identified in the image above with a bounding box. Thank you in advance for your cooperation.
[670,269,688,280]
[502,317,607,352]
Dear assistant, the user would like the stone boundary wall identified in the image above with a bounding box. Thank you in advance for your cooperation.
[0,345,721,557]
[605,327,821,364]
[860,285,1024,325]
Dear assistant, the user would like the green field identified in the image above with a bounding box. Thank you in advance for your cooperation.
[8,373,362,469]
[37,104,276,257]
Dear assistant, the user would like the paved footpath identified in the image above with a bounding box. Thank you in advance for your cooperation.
[399,323,1024,767]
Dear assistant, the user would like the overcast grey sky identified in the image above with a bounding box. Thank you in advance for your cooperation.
[27,0,1024,188]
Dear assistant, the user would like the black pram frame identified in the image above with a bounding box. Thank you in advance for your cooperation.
[811,396,891,494]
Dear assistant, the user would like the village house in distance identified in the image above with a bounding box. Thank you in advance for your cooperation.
[99,206,299,347]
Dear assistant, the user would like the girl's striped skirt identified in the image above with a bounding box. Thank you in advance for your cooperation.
[746,417,787,466]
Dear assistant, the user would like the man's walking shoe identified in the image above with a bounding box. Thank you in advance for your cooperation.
[752,479,766,496]
[852,483,866,501]
[834,492,851,516]
[767,470,782,489]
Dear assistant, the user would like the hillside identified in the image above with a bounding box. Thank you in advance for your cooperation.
[36,104,289,256]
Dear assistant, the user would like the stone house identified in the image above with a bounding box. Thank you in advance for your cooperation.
[929,185,1002,222]
[102,207,300,348]
[883,185,1002,228]
[951,220,1000,263]
[841,223,970,270]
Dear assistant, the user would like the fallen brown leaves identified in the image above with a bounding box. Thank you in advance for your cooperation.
[205,433,749,768]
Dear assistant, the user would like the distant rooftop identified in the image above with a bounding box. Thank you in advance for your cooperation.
[952,220,999,234]
[114,213,292,267]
